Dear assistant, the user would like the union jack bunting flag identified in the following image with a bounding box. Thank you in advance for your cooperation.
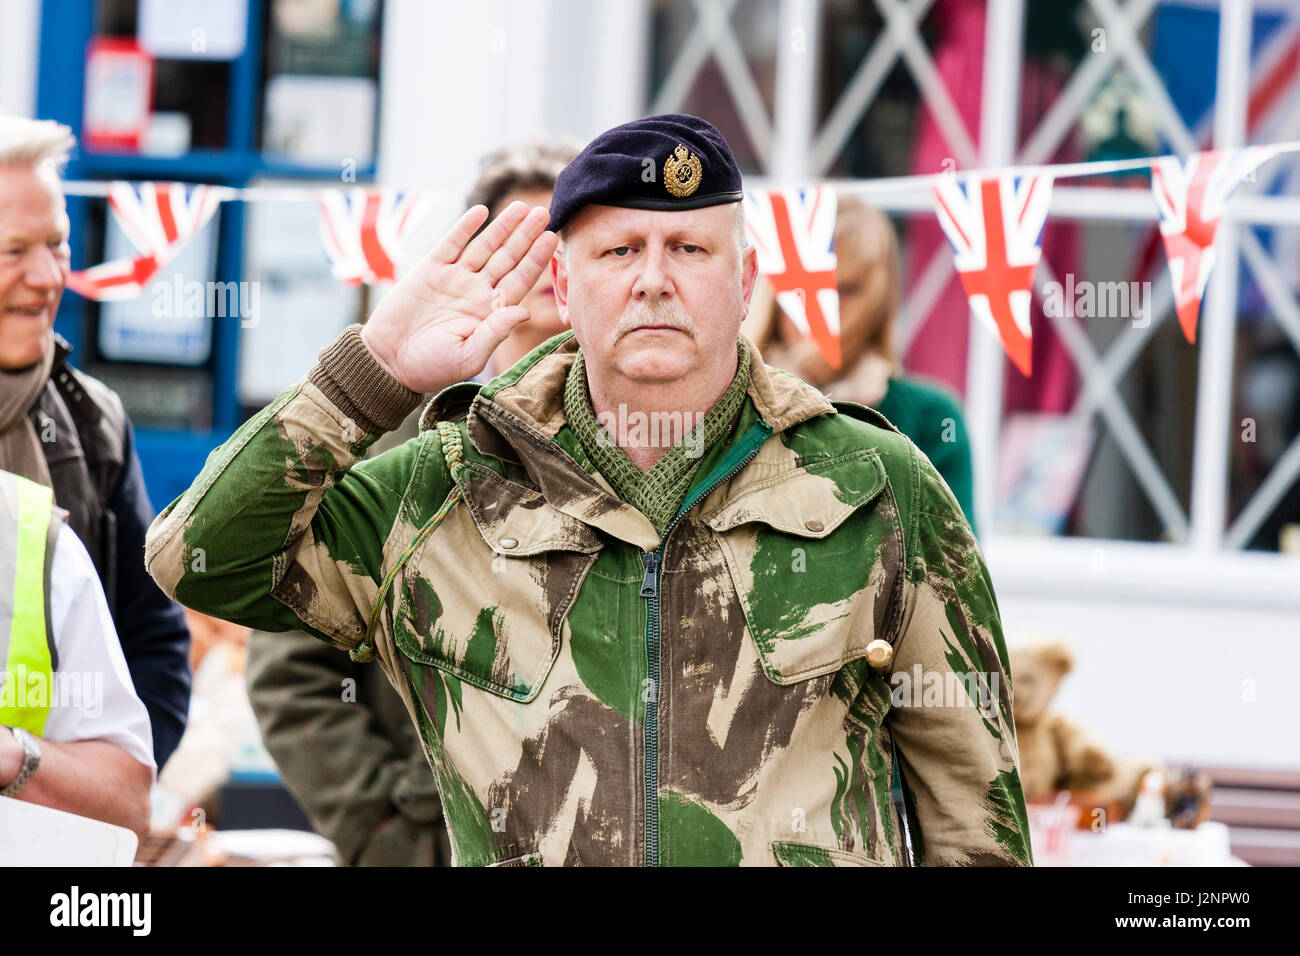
[932,173,1053,377]
[66,252,165,302]
[317,188,434,285]
[743,186,841,369]
[1132,19,1300,291]
[67,181,221,301]
[1151,146,1284,344]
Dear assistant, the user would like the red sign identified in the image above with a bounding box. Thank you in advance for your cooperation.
[83,38,154,152]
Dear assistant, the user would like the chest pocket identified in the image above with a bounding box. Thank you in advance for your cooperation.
[704,448,904,686]
[393,460,602,703]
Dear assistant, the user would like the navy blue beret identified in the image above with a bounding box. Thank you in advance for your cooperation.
[547,113,743,233]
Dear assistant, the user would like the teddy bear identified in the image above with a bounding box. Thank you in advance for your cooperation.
[1009,640,1215,827]
[1009,640,1118,801]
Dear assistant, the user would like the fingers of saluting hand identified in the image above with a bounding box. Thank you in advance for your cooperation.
[492,227,559,307]
[427,205,491,265]
[457,201,531,272]
[479,205,552,285]
[421,199,556,307]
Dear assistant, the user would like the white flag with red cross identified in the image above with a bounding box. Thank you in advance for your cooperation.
[743,186,841,370]
[67,181,220,301]
[932,173,1053,378]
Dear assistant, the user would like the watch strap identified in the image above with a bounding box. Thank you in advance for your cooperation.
[1,726,41,797]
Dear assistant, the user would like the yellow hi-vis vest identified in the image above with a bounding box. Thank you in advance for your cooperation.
[0,470,62,736]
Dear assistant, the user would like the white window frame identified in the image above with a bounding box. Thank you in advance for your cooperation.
[650,0,1300,557]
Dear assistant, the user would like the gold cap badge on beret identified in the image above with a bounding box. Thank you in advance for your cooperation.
[663,144,703,198]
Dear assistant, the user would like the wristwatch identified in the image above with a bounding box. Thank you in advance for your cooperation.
[0,726,41,797]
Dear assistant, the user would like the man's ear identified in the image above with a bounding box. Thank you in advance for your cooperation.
[740,244,759,308]
[552,252,570,326]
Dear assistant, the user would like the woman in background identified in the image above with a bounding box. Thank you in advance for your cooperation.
[743,195,979,536]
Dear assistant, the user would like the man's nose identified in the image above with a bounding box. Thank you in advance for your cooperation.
[631,245,674,300]
[25,246,66,292]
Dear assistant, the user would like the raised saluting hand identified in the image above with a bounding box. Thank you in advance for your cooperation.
[360,201,559,393]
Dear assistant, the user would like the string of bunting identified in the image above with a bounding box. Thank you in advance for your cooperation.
[61,140,1300,377]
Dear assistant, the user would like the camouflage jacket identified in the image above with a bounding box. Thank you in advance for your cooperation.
[146,325,1032,867]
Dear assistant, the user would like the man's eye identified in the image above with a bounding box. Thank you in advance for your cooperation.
[679,244,703,254]
[607,246,633,257]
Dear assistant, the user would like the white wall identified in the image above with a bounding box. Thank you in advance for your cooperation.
[989,536,1300,771]
[0,0,40,118]
[377,0,647,233]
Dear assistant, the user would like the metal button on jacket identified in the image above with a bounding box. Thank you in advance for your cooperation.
[866,639,894,671]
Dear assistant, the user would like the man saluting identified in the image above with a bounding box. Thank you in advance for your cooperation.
[147,114,1032,867]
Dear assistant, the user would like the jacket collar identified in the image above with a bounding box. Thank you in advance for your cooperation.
[421,332,839,551]
[422,332,834,446]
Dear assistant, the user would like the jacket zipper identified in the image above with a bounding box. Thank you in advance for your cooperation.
[639,549,661,867]
[639,419,773,866]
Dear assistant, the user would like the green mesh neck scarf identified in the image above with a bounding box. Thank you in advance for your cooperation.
[564,337,751,536]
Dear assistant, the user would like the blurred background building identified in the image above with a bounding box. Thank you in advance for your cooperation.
[2,0,1297,862]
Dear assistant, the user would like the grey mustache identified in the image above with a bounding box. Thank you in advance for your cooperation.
[615,301,695,336]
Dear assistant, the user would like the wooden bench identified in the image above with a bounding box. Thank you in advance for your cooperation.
[1177,765,1300,867]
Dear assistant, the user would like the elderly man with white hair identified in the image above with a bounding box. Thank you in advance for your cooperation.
[0,116,191,785]
[147,114,1031,867]
[0,122,160,844]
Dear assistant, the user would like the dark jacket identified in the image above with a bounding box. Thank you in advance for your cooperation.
[26,336,191,768]
[246,627,451,866]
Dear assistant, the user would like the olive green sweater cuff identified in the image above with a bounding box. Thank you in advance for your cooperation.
[308,324,424,435]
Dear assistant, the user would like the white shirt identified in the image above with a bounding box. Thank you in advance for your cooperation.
[36,524,156,776]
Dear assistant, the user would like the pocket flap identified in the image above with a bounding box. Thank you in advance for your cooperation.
[460,460,603,556]
[487,851,543,867]
[708,448,904,686]
[771,841,885,867]
[704,449,887,538]
[392,489,597,703]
